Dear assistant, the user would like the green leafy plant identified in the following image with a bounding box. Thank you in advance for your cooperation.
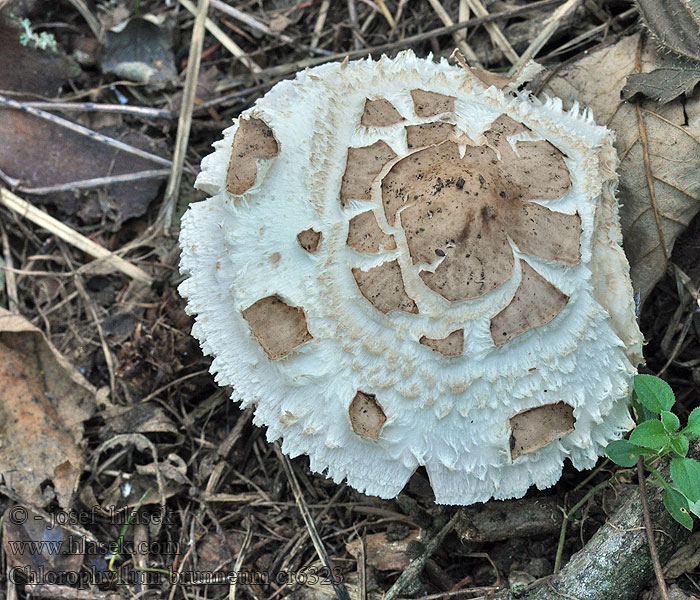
[16,17,58,53]
[606,374,700,530]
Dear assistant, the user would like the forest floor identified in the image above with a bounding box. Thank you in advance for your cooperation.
[0,1,699,599]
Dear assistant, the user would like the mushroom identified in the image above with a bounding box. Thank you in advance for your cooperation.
[179,51,643,505]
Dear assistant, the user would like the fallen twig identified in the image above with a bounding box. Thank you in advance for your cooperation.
[0,187,153,284]
[0,169,170,195]
[0,94,172,167]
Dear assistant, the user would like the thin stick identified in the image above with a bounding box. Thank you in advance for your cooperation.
[464,0,519,64]
[274,444,350,600]
[358,530,367,600]
[5,170,170,195]
[637,457,670,600]
[0,188,153,284]
[0,223,19,313]
[508,0,581,76]
[311,0,331,48]
[157,0,210,233]
[22,102,177,119]
[71,267,116,397]
[0,94,172,167]
[178,0,262,73]
[426,0,482,66]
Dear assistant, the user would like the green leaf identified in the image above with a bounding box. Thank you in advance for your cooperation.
[606,440,644,467]
[689,499,700,518]
[633,375,675,414]
[661,410,681,433]
[629,419,671,450]
[681,406,700,437]
[664,487,694,530]
[670,433,690,457]
[670,457,700,502]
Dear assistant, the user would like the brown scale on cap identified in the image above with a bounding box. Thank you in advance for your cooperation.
[361,98,405,127]
[490,261,569,347]
[484,115,575,205]
[297,228,322,253]
[352,260,418,314]
[349,391,387,440]
[469,67,512,90]
[347,211,397,254]
[419,329,464,357]
[410,89,455,117]
[509,402,575,460]
[226,117,279,195]
[379,115,579,302]
[340,141,397,206]
[242,296,312,360]
[406,122,455,149]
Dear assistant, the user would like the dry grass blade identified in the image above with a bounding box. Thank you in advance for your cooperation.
[375,0,396,28]
[178,0,262,73]
[65,0,102,38]
[0,188,153,284]
[464,0,519,64]
[426,0,482,66]
[157,0,211,234]
[71,270,116,396]
[508,0,581,75]
[0,222,18,313]
[274,444,350,600]
[311,0,331,48]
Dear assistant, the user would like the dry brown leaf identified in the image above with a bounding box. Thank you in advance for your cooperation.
[0,309,97,508]
[542,33,700,301]
[345,530,421,571]
[0,113,168,229]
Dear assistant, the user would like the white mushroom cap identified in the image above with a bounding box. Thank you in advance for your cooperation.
[179,51,643,505]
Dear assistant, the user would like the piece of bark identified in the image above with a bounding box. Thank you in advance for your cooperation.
[456,497,562,542]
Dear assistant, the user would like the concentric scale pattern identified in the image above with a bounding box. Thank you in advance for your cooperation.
[179,52,643,504]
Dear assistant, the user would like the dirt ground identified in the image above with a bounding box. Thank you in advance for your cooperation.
[0,1,699,599]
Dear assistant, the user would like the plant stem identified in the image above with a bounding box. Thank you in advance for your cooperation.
[637,456,670,600]
[553,478,614,573]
